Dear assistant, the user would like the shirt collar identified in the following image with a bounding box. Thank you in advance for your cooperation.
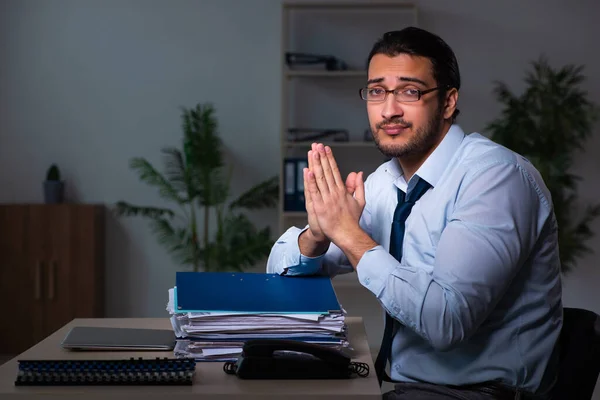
[415,124,465,188]
[385,124,466,191]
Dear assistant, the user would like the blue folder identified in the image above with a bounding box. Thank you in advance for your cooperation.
[174,272,342,314]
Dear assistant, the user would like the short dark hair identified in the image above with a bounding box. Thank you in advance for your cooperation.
[367,27,461,122]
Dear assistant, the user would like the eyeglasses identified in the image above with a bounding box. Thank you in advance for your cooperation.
[359,86,442,103]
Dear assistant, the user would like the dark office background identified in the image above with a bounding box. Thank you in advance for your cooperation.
[1,4,598,394]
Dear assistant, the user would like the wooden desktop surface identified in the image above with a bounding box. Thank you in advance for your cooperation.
[0,316,382,399]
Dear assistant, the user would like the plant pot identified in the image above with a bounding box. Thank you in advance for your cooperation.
[43,181,64,204]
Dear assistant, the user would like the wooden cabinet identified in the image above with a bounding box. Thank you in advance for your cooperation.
[0,204,105,355]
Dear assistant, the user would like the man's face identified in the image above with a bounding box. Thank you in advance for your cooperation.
[366,53,446,160]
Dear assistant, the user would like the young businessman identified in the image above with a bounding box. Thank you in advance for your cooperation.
[267,27,562,399]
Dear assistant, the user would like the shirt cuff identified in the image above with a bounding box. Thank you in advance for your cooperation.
[283,226,326,276]
[355,245,397,296]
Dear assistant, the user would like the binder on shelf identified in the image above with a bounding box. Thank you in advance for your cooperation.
[174,272,342,314]
[283,157,307,212]
[295,157,308,211]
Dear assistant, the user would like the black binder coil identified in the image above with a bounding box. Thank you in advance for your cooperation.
[15,357,196,386]
[223,361,237,375]
[349,361,370,378]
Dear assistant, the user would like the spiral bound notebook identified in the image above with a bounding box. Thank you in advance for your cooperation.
[14,357,196,386]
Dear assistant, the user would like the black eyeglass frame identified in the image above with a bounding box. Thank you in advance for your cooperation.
[358,86,443,103]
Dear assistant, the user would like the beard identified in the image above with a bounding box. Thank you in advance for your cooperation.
[371,105,444,159]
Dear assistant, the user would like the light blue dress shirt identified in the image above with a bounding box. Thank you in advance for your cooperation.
[266,125,563,395]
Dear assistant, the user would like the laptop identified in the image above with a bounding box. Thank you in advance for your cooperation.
[61,326,176,351]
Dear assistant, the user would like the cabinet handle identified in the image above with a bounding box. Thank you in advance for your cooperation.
[34,261,42,300]
[48,261,56,300]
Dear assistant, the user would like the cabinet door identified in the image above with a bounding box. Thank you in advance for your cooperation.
[29,205,74,338]
[28,205,105,338]
[0,206,44,354]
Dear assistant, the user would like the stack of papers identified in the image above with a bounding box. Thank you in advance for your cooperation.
[166,272,348,362]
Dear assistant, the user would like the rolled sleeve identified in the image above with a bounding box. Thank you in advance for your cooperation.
[356,245,397,294]
[266,226,325,276]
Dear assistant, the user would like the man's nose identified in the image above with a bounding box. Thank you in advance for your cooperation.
[381,93,404,120]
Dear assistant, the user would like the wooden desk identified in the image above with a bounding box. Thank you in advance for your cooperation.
[0,316,382,399]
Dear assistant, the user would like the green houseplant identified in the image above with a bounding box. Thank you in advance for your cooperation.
[486,56,600,274]
[115,103,279,272]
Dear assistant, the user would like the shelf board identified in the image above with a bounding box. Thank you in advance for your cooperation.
[284,141,376,148]
[285,69,367,78]
[283,2,417,11]
[282,211,307,218]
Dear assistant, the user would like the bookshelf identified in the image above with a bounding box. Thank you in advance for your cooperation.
[278,1,419,234]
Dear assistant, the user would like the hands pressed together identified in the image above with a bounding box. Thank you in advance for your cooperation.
[302,142,366,248]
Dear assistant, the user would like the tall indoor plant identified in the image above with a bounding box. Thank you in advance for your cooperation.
[115,103,279,272]
[486,56,600,274]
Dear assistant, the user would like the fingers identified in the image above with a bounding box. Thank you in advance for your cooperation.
[346,172,358,194]
[308,142,318,171]
[346,171,365,207]
[307,143,327,195]
[303,167,311,207]
[309,145,330,196]
[354,171,366,207]
[323,145,344,189]
[307,143,345,197]
[305,165,323,205]
[314,144,337,193]
[304,167,320,210]
[306,143,318,185]
[304,167,322,234]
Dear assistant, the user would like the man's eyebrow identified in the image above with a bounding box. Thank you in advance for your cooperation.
[366,76,429,86]
[398,76,428,86]
[366,77,384,85]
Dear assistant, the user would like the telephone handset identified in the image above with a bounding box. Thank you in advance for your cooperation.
[223,339,369,379]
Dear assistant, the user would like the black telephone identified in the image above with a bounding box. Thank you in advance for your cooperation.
[223,339,369,379]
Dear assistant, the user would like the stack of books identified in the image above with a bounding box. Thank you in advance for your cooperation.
[166,272,348,362]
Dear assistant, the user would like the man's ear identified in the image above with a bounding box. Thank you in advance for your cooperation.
[443,88,459,120]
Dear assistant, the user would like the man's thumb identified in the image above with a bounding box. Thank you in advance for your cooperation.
[346,172,358,193]
[354,171,365,206]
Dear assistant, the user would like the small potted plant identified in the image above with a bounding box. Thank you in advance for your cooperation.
[44,164,64,204]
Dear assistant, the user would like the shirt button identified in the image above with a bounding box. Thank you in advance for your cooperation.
[364,278,371,285]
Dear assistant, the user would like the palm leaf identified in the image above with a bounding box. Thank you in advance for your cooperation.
[216,213,274,270]
[114,202,175,219]
[162,147,189,195]
[180,103,228,207]
[200,167,231,208]
[182,103,224,174]
[229,175,279,210]
[129,157,187,204]
[226,226,273,271]
[150,218,201,270]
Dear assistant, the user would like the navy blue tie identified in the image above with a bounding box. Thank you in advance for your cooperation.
[374,177,432,385]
